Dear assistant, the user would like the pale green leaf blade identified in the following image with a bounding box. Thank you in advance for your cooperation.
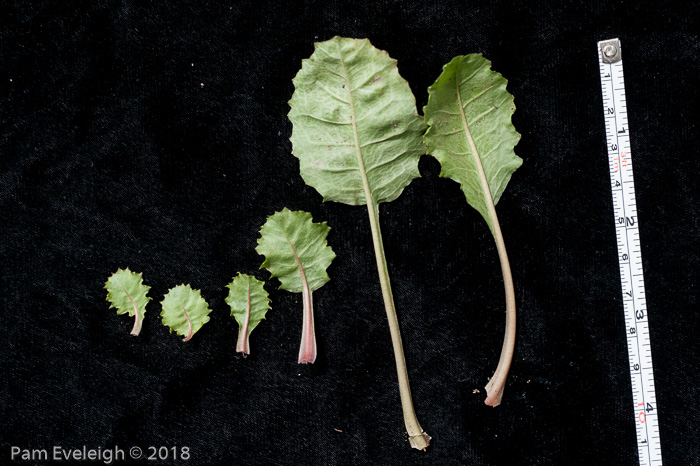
[288,36,426,206]
[255,208,335,293]
[104,268,151,336]
[423,54,522,233]
[225,273,271,355]
[160,284,212,342]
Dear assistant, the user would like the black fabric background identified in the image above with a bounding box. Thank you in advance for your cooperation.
[2,1,699,465]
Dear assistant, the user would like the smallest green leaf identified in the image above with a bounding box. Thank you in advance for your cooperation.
[225,273,271,357]
[161,284,212,342]
[105,268,152,336]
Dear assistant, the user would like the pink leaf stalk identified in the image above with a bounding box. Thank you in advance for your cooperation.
[290,241,316,365]
[236,284,252,356]
[298,287,316,364]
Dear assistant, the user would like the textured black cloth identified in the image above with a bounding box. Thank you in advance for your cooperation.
[2,1,698,465]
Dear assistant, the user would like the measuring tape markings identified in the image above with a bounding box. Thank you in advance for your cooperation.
[598,39,662,466]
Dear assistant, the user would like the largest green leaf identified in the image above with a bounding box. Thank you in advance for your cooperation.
[288,37,430,450]
[288,36,425,206]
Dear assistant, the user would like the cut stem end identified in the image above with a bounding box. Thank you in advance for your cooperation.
[408,432,432,451]
[130,314,142,336]
[236,335,250,356]
[484,378,504,407]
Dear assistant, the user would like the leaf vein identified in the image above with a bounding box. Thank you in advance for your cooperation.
[460,82,498,109]
[439,128,464,136]
[296,231,328,258]
[317,66,346,79]
[295,113,353,125]
[315,81,351,105]
[431,109,459,116]
[317,165,360,173]
[458,60,487,86]
[359,131,405,148]
[366,150,411,173]
[350,61,394,91]
[469,106,498,126]
[434,144,469,156]
[265,245,296,258]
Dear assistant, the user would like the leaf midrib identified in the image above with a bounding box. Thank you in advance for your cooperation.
[454,69,497,225]
[242,281,251,337]
[118,281,141,320]
[179,299,193,341]
[280,228,311,294]
[337,41,374,206]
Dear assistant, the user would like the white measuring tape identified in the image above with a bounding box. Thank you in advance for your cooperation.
[597,38,662,465]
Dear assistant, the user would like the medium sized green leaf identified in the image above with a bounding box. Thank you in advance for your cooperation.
[104,268,151,336]
[225,273,271,356]
[161,284,212,342]
[256,208,335,364]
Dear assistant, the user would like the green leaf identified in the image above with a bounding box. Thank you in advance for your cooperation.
[288,36,425,206]
[256,208,335,294]
[160,284,212,342]
[256,208,335,364]
[104,268,151,336]
[225,273,271,356]
[423,54,522,234]
[424,54,521,407]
